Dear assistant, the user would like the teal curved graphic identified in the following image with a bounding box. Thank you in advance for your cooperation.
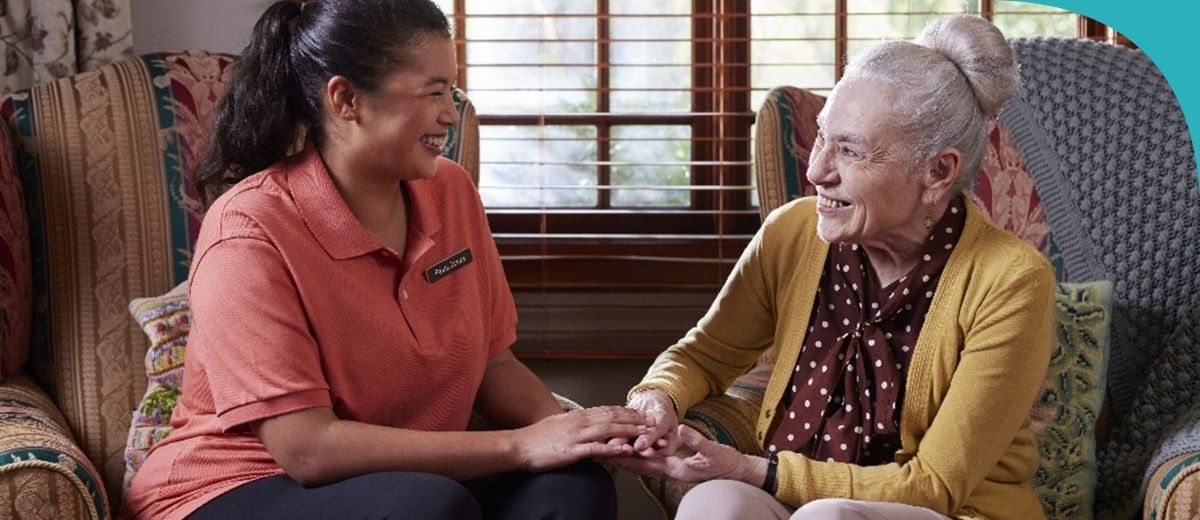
[1021,0,1199,184]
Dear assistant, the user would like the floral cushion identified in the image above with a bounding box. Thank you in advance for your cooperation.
[0,123,31,380]
[971,121,1050,253]
[1031,281,1113,520]
[970,121,1067,281]
[122,282,188,492]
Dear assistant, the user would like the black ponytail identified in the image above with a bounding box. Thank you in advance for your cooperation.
[191,0,452,212]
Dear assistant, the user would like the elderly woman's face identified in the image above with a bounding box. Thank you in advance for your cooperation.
[806,78,928,251]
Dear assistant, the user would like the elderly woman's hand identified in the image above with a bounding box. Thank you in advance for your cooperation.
[606,424,767,485]
[621,390,681,457]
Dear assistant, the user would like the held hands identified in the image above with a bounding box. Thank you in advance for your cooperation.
[606,424,767,485]
[621,390,681,457]
[510,406,650,472]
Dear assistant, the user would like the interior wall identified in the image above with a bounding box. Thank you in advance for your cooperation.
[130,0,272,55]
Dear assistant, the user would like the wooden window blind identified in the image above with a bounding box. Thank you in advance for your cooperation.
[436,0,754,357]
[443,0,755,293]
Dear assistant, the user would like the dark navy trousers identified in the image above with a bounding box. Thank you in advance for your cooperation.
[187,461,617,520]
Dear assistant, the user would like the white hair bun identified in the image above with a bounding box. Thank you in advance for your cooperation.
[914,15,1019,114]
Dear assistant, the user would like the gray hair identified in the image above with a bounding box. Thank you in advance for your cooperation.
[843,15,1019,192]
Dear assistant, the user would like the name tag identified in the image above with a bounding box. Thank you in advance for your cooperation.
[425,248,473,283]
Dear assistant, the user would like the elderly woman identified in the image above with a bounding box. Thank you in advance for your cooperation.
[615,15,1054,520]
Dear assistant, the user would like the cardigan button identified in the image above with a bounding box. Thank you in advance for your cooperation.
[757,431,764,441]
[765,410,772,418]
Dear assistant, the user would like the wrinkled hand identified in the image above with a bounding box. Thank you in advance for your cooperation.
[512,406,649,472]
[614,390,680,458]
[605,424,765,485]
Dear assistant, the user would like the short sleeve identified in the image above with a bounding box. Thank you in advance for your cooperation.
[463,174,516,359]
[483,238,516,358]
[189,237,332,432]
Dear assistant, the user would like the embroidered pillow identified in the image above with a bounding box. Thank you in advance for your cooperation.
[122,281,189,491]
[1031,280,1113,520]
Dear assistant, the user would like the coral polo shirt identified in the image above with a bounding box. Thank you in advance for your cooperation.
[124,145,516,520]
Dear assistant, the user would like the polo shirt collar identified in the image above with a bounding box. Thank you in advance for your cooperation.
[289,142,442,261]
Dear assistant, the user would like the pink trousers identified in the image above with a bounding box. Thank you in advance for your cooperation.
[676,480,950,520]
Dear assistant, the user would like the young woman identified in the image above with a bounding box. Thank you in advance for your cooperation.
[123,1,647,519]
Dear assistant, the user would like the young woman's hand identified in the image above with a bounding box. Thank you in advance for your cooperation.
[511,406,649,472]
[605,424,767,485]
[621,389,680,457]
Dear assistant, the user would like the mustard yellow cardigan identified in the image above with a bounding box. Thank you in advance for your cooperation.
[631,196,1054,520]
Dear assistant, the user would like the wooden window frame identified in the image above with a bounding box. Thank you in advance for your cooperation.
[451,0,755,291]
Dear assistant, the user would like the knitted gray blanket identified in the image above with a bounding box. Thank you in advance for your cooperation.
[1000,37,1200,519]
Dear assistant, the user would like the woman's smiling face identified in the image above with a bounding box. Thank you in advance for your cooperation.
[805,78,930,251]
[349,34,460,182]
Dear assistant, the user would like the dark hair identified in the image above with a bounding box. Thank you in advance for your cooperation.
[191,0,452,211]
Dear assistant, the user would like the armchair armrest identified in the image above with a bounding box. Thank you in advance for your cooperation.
[1144,451,1200,520]
[0,372,109,519]
[1143,413,1200,520]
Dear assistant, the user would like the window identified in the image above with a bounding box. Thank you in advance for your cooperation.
[438,0,1104,357]
[442,0,756,296]
[749,0,1078,108]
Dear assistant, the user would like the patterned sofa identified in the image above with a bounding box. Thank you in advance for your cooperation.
[0,51,479,519]
[638,38,1200,520]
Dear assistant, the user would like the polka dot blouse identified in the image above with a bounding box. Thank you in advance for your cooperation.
[766,196,967,466]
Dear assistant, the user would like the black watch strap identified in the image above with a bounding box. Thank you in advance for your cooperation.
[762,453,779,494]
